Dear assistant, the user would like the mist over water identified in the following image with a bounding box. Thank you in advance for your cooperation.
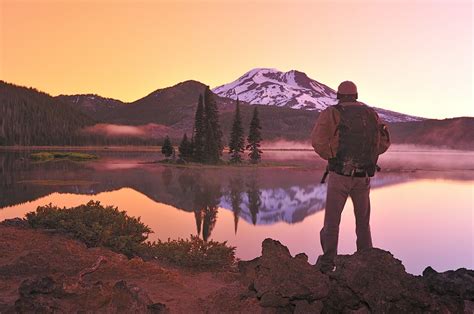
[261,139,311,150]
[81,123,176,138]
[0,148,473,274]
[261,143,474,171]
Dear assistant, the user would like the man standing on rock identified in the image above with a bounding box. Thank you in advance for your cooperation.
[311,81,390,273]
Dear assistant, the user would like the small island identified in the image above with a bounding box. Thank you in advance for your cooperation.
[158,87,264,168]
[30,151,99,162]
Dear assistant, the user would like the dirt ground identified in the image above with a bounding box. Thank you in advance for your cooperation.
[0,226,260,313]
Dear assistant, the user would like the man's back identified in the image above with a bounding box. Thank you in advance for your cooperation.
[311,81,390,273]
[311,101,390,168]
[330,102,380,176]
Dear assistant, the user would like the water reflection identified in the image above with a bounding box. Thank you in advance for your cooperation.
[228,176,244,233]
[1,151,473,274]
[193,175,220,241]
[0,151,406,239]
[1,151,472,227]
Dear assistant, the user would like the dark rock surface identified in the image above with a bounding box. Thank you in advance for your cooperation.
[10,276,168,313]
[422,266,474,313]
[239,238,330,312]
[1,226,472,313]
[326,249,439,313]
[239,238,474,314]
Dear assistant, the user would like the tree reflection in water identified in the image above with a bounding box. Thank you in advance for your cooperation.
[247,178,262,226]
[189,174,221,241]
[228,176,244,234]
[1,151,443,240]
[182,172,263,240]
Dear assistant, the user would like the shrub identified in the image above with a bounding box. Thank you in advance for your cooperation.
[142,235,236,270]
[26,201,151,257]
[26,201,236,269]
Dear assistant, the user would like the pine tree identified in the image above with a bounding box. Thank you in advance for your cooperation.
[203,87,223,164]
[246,106,263,164]
[178,133,193,161]
[228,99,245,163]
[192,95,205,162]
[161,135,174,159]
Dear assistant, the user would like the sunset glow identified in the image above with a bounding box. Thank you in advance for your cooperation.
[1,0,472,118]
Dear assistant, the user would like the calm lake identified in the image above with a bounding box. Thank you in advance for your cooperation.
[1,148,473,275]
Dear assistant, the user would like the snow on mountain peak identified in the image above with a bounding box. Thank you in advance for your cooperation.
[212,68,423,122]
[212,68,337,110]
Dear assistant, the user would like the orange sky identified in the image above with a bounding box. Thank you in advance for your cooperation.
[1,0,472,119]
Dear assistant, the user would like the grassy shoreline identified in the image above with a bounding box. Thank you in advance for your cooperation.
[0,145,164,152]
[30,151,99,162]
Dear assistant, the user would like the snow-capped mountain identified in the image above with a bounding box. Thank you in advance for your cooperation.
[213,68,336,111]
[212,68,422,122]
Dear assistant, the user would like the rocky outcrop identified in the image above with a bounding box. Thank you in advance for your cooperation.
[239,238,474,313]
[326,249,440,313]
[239,239,329,312]
[1,226,472,313]
[423,266,474,313]
[11,276,168,313]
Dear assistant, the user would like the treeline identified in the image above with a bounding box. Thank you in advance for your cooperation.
[0,81,169,146]
[162,87,263,164]
[0,81,93,146]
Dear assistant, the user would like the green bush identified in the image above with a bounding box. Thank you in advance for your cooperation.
[26,201,236,269]
[142,235,236,270]
[26,201,151,257]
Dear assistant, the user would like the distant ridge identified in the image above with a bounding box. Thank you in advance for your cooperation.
[1,78,472,149]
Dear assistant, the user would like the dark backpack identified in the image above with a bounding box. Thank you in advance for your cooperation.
[329,103,379,176]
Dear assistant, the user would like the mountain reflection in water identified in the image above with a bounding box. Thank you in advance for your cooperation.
[1,151,473,274]
[1,151,412,230]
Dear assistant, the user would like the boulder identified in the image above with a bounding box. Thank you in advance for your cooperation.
[423,266,474,300]
[239,238,329,311]
[422,266,474,313]
[325,248,445,313]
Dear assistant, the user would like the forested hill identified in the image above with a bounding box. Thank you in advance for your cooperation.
[389,117,474,150]
[0,81,94,145]
[1,80,473,149]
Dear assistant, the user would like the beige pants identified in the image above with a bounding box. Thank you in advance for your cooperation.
[319,171,373,267]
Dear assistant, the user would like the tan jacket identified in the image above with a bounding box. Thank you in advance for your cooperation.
[311,102,391,160]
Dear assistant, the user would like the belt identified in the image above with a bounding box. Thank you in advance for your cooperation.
[333,169,368,178]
